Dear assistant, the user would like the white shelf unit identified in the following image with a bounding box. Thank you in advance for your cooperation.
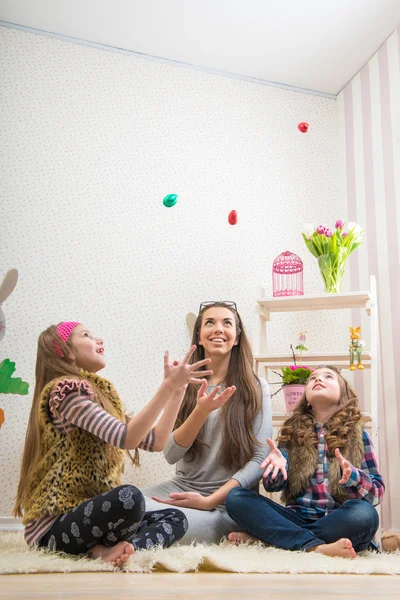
[254,351,372,370]
[256,290,372,315]
[254,275,379,452]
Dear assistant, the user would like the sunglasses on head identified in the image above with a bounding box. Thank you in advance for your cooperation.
[198,301,237,312]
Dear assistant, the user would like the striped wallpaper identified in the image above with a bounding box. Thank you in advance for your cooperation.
[337,27,400,530]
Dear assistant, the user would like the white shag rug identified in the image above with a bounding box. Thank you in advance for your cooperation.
[1,532,399,575]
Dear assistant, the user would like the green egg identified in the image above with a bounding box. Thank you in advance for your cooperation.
[163,194,178,208]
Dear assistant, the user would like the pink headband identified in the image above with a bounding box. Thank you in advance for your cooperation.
[54,321,80,356]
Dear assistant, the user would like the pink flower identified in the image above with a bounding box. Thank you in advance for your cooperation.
[335,219,344,229]
[316,225,325,234]
[342,232,348,237]
[325,228,333,238]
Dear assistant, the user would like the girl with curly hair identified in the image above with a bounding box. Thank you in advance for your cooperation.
[225,366,384,558]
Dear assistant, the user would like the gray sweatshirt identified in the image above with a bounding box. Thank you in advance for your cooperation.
[163,377,271,497]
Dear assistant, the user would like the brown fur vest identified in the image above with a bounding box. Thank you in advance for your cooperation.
[281,421,364,506]
[23,371,125,524]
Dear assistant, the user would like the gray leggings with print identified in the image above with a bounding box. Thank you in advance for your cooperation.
[39,485,188,554]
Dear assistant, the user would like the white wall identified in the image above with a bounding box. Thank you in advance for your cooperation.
[337,26,400,530]
[0,26,344,519]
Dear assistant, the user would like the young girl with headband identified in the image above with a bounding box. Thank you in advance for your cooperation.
[226,366,384,558]
[14,321,212,566]
[144,302,272,544]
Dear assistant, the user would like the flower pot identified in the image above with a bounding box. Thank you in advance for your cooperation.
[317,248,347,293]
[283,384,305,412]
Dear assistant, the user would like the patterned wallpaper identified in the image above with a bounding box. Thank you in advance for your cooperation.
[0,26,344,517]
[337,26,400,530]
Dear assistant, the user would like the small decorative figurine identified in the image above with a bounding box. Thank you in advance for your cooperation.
[349,326,365,371]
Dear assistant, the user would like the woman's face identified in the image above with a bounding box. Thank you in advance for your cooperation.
[198,307,238,358]
[305,368,341,408]
[70,324,106,372]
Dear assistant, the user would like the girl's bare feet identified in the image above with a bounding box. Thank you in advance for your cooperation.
[228,532,259,545]
[310,538,356,559]
[90,541,135,566]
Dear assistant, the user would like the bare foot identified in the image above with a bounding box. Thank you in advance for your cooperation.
[90,541,135,566]
[310,538,356,559]
[228,532,259,545]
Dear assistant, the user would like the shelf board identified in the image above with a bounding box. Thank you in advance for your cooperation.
[254,351,371,369]
[257,290,371,313]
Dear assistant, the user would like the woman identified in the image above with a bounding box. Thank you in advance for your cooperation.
[143,301,272,544]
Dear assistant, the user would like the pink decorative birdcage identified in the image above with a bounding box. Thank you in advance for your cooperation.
[272,251,304,297]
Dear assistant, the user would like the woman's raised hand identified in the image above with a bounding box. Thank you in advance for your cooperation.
[163,345,213,388]
[195,380,236,414]
[260,438,287,480]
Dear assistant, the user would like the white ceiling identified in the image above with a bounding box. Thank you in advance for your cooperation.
[1,0,400,96]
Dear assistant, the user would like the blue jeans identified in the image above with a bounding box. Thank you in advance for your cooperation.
[225,488,379,552]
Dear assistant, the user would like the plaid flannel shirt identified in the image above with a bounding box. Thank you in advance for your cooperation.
[263,425,384,520]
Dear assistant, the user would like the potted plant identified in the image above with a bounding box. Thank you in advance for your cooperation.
[271,343,313,412]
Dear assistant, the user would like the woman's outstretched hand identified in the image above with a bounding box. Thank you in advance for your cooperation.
[335,448,352,485]
[260,438,287,480]
[164,345,213,388]
[196,380,236,414]
[152,491,211,511]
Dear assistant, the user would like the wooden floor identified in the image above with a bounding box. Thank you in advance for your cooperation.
[1,572,399,600]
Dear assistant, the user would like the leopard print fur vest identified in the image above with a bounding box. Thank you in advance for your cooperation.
[22,371,125,524]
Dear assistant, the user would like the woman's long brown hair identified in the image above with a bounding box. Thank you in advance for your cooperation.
[176,303,262,470]
[13,324,138,518]
[277,365,362,454]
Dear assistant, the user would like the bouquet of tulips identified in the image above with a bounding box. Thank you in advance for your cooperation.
[302,220,363,293]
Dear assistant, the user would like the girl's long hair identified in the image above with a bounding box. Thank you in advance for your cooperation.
[176,303,262,470]
[13,324,137,518]
[277,365,362,453]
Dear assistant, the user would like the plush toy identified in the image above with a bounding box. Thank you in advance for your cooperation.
[0,269,18,342]
[349,326,365,371]
[186,312,197,336]
[382,530,400,552]
[0,269,30,429]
